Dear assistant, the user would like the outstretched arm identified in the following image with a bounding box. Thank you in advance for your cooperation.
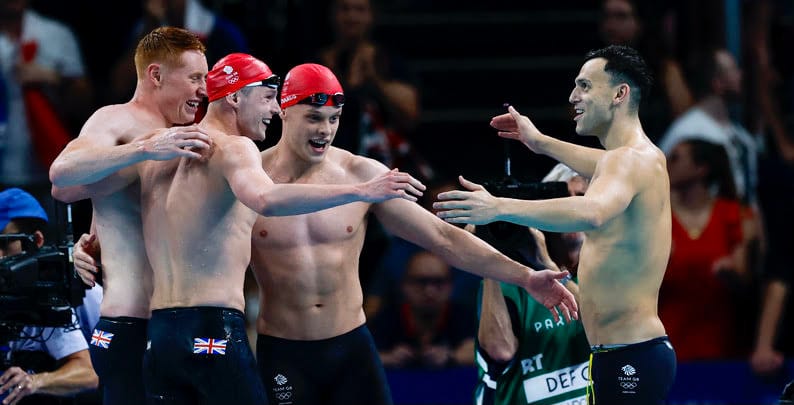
[50,114,211,187]
[223,139,426,216]
[491,105,604,178]
[374,199,577,323]
[435,151,636,232]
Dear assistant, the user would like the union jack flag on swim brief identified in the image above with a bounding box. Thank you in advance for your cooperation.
[90,330,114,349]
[193,338,227,355]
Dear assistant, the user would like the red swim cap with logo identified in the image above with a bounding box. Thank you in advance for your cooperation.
[207,53,279,102]
[279,63,344,109]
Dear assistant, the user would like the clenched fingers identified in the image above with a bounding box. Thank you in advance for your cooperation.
[74,260,98,287]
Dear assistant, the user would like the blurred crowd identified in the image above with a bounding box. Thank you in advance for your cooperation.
[1,0,792,396]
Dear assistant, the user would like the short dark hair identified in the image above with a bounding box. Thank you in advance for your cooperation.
[584,45,653,111]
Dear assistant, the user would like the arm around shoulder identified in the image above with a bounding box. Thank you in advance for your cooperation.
[226,148,425,216]
[49,107,147,187]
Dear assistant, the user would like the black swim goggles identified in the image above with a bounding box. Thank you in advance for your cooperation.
[297,92,345,107]
[244,74,281,89]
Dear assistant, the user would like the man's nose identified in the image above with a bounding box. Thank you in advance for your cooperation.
[568,89,579,104]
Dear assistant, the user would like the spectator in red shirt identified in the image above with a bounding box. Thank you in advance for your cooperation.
[661,139,753,361]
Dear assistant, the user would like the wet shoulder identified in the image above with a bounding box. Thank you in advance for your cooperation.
[80,103,144,145]
[605,142,666,182]
[633,141,668,184]
[332,147,390,182]
[210,132,257,161]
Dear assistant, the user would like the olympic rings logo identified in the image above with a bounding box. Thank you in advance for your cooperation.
[620,381,638,390]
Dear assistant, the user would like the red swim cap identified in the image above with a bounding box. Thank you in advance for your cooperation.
[207,53,279,102]
[280,63,344,109]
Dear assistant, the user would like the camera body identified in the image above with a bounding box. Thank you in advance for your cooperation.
[475,178,569,268]
[0,236,84,328]
[481,178,569,202]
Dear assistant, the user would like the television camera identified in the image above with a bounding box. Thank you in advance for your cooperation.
[0,203,86,350]
[473,138,570,267]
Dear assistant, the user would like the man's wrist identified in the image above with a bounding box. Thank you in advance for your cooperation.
[30,372,43,393]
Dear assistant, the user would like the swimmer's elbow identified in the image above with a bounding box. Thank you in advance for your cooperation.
[49,160,69,187]
[584,213,605,230]
[51,185,86,204]
[51,184,70,202]
[254,186,297,216]
[582,202,608,229]
[255,191,278,216]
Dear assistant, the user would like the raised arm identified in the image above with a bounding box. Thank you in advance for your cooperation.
[222,139,425,216]
[491,106,604,178]
[435,150,637,232]
[49,107,211,187]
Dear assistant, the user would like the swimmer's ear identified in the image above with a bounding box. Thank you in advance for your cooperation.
[225,92,239,106]
[613,83,630,107]
[148,63,162,86]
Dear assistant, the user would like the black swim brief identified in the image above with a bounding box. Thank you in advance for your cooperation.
[256,324,392,405]
[143,306,266,405]
[89,316,148,405]
[588,336,676,405]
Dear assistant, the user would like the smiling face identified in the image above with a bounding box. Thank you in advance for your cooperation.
[281,104,342,163]
[156,50,208,125]
[568,58,620,136]
[236,86,281,142]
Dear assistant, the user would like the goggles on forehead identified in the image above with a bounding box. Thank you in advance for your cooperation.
[297,92,345,107]
[245,74,281,89]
